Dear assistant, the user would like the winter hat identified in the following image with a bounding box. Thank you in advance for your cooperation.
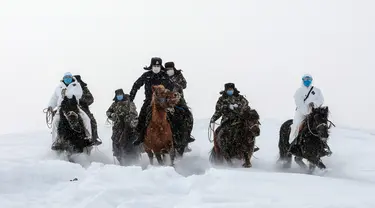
[113,89,124,100]
[63,72,73,78]
[220,82,240,95]
[164,62,176,69]
[224,83,235,90]
[73,75,87,87]
[144,57,164,70]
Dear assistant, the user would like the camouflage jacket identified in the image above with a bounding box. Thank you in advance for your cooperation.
[210,93,249,124]
[79,86,94,110]
[106,100,138,128]
[169,70,187,97]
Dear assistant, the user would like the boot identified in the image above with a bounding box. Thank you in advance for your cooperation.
[51,139,66,151]
[133,127,145,145]
[254,146,260,152]
[91,137,102,146]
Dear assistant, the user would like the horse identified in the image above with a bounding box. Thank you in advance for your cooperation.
[277,106,334,173]
[111,116,141,166]
[169,102,194,157]
[209,106,261,168]
[55,95,93,161]
[143,85,181,166]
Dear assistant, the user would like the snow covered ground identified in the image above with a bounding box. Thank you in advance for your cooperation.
[0,118,374,208]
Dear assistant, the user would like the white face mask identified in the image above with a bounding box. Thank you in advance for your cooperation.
[152,66,161,74]
[167,69,174,76]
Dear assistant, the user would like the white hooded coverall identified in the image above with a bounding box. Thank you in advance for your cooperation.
[289,83,324,142]
[48,77,92,143]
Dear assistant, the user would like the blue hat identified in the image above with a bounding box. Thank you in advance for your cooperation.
[63,72,73,78]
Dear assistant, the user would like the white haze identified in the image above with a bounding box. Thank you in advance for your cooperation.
[0,0,374,134]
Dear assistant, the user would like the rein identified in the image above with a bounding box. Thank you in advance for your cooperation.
[43,108,53,129]
[306,114,335,137]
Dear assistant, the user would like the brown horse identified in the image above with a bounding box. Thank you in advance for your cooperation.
[144,85,181,166]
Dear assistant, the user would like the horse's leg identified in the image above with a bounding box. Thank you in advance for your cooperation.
[242,152,252,168]
[169,147,176,167]
[155,153,164,165]
[308,163,316,174]
[294,156,308,169]
[146,150,154,165]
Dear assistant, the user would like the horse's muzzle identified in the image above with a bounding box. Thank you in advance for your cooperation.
[66,111,78,120]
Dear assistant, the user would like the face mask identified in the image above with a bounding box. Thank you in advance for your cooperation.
[63,77,73,85]
[152,66,161,74]
[116,95,124,101]
[226,90,234,96]
[167,69,174,76]
[303,80,312,87]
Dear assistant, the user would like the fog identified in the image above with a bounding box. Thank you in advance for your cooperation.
[0,0,374,134]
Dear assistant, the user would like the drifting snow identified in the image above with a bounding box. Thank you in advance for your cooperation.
[0,118,374,207]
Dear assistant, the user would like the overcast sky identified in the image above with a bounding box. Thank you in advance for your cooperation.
[0,0,374,134]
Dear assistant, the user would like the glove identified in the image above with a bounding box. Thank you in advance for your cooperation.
[110,113,117,119]
[210,118,215,124]
[61,88,67,97]
[229,104,239,110]
[130,119,138,128]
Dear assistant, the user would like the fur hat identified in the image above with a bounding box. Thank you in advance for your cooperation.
[113,89,129,101]
[73,75,87,87]
[144,57,164,70]
[164,62,176,69]
[220,82,240,95]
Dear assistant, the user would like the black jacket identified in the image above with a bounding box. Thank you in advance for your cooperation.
[129,71,174,102]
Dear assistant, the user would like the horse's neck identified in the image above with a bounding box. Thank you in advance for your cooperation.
[151,102,167,123]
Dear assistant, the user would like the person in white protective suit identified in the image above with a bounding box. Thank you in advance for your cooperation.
[47,72,93,150]
[289,74,324,142]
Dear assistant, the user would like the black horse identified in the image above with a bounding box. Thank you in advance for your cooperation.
[111,116,141,166]
[278,106,334,173]
[209,106,261,168]
[169,104,194,157]
[56,95,93,160]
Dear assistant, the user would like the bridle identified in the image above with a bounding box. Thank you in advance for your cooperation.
[306,114,335,137]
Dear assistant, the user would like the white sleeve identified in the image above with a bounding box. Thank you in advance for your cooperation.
[313,88,324,107]
[73,83,83,102]
[294,89,308,115]
[48,87,59,108]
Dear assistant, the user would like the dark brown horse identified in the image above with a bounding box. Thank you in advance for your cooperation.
[209,106,261,168]
[144,85,181,166]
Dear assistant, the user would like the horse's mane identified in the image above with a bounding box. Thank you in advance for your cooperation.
[302,106,329,123]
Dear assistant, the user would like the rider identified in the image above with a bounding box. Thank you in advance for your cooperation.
[130,57,174,145]
[73,75,102,146]
[47,72,93,150]
[289,74,324,143]
[164,62,195,149]
[209,83,260,152]
[106,89,139,156]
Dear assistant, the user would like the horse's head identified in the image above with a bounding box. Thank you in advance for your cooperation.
[60,95,82,132]
[151,85,180,109]
[309,106,332,139]
[240,106,261,137]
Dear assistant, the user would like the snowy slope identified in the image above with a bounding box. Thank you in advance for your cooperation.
[0,119,374,208]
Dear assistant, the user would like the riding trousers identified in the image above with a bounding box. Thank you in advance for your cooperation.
[52,107,92,143]
[80,107,99,140]
[289,110,307,142]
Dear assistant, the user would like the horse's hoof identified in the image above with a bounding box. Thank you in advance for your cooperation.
[242,163,252,168]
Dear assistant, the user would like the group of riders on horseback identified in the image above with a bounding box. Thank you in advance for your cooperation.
[46,57,334,171]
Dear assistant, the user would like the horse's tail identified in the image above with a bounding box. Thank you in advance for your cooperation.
[278,119,293,160]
